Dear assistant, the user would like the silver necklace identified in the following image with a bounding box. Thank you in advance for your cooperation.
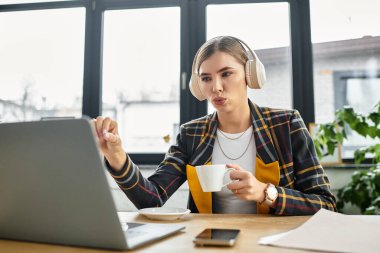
[216,129,254,160]
[217,127,250,140]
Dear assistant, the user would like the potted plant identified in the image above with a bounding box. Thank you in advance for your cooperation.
[313,101,380,214]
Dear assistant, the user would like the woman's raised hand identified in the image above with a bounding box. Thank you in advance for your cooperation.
[93,116,126,171]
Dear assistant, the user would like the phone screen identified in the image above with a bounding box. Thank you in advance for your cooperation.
[194,228,240,246]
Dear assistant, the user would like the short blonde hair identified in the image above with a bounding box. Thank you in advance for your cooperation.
[194,36,248,74]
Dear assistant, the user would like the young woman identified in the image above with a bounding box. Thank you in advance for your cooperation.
[94,36,336,215]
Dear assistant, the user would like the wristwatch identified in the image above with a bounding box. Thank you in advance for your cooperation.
[260,183,278,206]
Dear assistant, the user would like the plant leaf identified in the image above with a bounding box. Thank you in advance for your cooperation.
[367,126,378,138]
[327,141,336,156]
[355,122,369,137]
[369,112,380,125]
[354,149,366,164]
[335,132,344,143]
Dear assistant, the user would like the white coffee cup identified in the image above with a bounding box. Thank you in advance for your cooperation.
[195,164,234,192]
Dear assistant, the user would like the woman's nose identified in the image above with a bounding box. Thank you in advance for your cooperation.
[212,78,223,93]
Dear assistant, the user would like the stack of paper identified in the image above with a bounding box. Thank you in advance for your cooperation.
[259,209,380,253]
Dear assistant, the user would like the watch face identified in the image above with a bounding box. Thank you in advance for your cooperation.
[267,185,278,200]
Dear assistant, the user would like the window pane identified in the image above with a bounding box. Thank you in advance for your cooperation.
[0,8,85,122]
[102,7,180,153]
[311,0,380,158]
[346,78,380,114]
[206,2,291,114]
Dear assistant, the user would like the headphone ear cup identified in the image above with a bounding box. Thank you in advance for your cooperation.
[245,59,266,89]
[189,74,207,101]
[256,60,266,88]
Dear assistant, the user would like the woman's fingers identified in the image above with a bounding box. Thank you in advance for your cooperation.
[95,116,104,137]
[103,132,119,144]
[226,163,243,171]
[227,180,245,190]
[102,117,119,135]
[92,119,100,137]
[225,165,260,199]
[229,170,251,181]
[93,116,121,147]
[235,187,249,195]
[102,117,112,135]
[94,117,118,137]
[227,164,246,180]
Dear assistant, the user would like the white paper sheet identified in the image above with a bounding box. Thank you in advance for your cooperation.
[258,231,291,245]
[259,209,380,253]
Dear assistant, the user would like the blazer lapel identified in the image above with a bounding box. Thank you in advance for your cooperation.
[248,100,279,164]
[188,112,217,166]
[186,113,216,213]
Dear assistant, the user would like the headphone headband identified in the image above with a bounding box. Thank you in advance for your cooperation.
[192,36,254,74]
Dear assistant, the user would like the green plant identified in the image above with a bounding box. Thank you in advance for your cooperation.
[313,101,380,214]
[337,167,380,214]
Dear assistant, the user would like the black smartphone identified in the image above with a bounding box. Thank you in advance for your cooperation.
[193,228,240,247]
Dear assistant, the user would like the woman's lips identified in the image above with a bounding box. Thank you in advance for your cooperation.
[212,97,226,106]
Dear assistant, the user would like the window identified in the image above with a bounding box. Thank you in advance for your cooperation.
[333,71,380,158]
[102,7,180,153]
[206,2,292,114]
[0,8,85,122]
[0,0,319,164]
[310,0,380,158]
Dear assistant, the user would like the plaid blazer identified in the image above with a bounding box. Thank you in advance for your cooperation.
[107,99,336,215]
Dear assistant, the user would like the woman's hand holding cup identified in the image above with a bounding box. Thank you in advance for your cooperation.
[226,164,267,202]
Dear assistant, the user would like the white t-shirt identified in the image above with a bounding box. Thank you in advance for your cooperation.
[212,126,257,214]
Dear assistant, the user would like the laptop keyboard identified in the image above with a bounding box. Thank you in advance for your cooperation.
[121,223,146,239]
[125,230,146,239]
[126,222,145,229]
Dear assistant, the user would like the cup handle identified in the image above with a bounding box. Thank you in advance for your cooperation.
[222,168,235,187]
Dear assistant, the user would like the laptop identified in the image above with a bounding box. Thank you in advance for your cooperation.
[0,117,185,250]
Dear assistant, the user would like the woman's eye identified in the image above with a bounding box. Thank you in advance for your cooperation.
[222,71,231,77]
[201,76,211,82]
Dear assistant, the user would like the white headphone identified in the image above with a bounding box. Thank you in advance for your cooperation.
[189,36,266,101]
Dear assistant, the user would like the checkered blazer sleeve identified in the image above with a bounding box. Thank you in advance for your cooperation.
[105,126,188,209]
[272,110,337,215]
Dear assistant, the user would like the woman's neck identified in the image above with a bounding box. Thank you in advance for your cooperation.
[217,102,251,133]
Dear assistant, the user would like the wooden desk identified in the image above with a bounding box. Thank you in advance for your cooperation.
[0,213,312,253]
